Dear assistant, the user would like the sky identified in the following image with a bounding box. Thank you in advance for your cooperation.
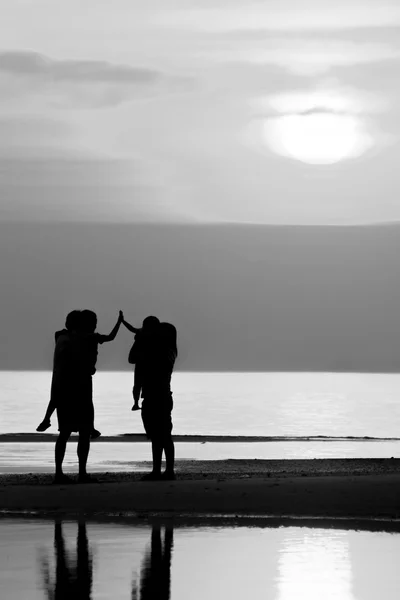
[1,0,400,370]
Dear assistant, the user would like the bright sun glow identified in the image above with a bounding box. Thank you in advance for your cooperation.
[264,111,373,164]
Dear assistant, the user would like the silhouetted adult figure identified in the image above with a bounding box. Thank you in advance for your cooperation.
[53,310,123,484]
[131,526,174,600]
[122,315,161,411]
[40,521,93,599]
[37,310,100,439]
[140,322,178,481]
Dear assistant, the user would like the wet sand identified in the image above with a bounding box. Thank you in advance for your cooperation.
[0,458,399,520]
[2,433,399,442]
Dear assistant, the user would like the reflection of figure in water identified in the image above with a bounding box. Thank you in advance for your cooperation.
[132,526,174,600]
[124,316,178,480]
[40,521,93,600]
[123,315,161,411]
[37,309,123,484]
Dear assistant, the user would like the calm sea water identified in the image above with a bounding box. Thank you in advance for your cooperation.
[0,518,399,599]
[1,371,400,470]
[1,370,400,437]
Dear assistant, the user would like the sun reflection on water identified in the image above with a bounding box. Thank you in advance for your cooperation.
[277,529,352,600]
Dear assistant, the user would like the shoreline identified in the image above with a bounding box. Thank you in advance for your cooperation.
[0,458,399,520]
[1,433,400,443]
[2,511,400,533]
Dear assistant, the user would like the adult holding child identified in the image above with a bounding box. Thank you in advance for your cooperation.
[122,316,178,480]
[39,309,124,484]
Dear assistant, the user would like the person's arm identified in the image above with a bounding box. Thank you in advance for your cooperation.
[122,318,140,334]
[99,311,124,343]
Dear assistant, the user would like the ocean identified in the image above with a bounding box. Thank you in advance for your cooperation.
[1,371,399,471]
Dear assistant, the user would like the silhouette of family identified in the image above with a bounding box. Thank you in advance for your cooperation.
[37,310,177,484]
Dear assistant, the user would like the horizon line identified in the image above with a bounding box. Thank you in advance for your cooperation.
[2,220,400,229]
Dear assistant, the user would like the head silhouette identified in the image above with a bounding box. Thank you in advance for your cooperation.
[80,310,97,334]
[142,316,160,332]
[65,310,81,331]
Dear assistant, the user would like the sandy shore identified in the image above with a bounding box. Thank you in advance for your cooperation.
[0,458,399,520]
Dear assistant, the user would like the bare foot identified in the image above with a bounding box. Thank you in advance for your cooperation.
[36,419,51,432]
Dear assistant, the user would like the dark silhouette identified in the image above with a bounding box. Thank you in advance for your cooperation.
[36,310,101,440]
[132,526,173,600]
[40,521,93,599]
[124,315,161,411]
[39,309,123,484]
[141,322,178,481]
[122,316,177,479]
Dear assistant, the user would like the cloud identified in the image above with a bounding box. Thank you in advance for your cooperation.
[252,81,390,115]
[0,50,178,109]
[206,38,400,76]
[156,1,400,32]
[0,51,159,84]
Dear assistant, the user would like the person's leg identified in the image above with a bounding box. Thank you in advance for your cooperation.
[163,435,175,477]
[162,408,175,479]
[87,377,101,439]
[151,439,163,475]
[141,436,163,480]
[54,431,71,480]
[37,399,56,431]
[77,432,91,479]
[141,400,163,480]
[44,399,57,422]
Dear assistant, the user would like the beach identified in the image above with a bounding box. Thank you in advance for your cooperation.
[1,458,399,521]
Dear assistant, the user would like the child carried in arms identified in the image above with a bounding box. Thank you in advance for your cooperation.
[123,315,161,410]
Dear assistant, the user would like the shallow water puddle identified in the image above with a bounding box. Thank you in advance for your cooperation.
[0,518,399,599]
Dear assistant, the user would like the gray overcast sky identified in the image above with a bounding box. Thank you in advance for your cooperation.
[1,1,400,370]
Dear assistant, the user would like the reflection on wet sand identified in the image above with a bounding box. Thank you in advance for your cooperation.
[40,522,93,599]
[19,518,400,600]
[38,521,173,600]
[132,526,174,600]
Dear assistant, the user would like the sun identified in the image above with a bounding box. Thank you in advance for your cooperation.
[263,111,372,165]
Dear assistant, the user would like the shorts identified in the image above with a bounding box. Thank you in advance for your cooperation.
[57,375,94,434]
[141,394,173,441]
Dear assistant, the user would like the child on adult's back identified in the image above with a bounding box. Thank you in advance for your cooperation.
[37,310,123,435]
[38,310,123,483]
[36,310,84,433]
[37,309,124,484]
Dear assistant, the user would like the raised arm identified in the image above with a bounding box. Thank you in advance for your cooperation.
[100,311,124,343]
[121,317,140,334]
